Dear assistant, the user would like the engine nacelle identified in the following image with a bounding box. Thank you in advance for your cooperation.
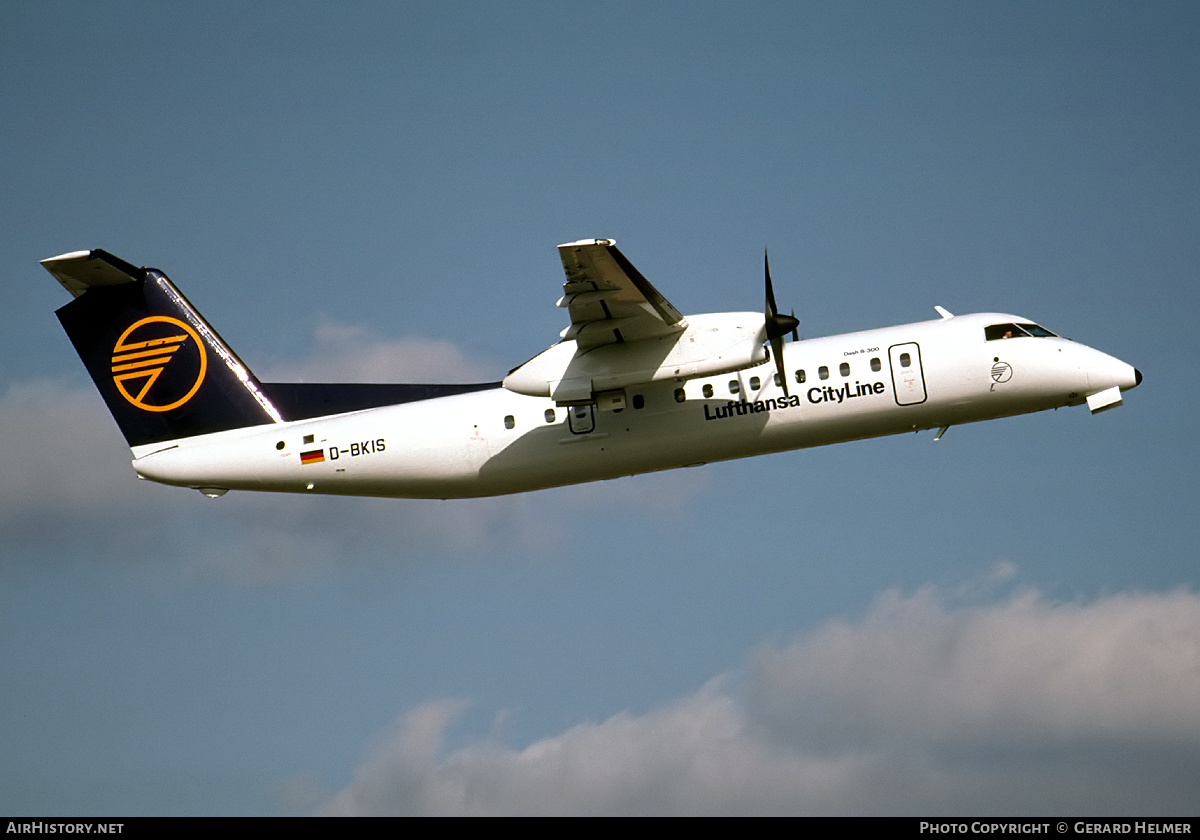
[503,312,768,404]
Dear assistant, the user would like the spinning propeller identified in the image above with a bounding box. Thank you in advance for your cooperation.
[764,250,800,397]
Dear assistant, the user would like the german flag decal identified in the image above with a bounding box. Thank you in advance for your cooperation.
[300,449,325,465]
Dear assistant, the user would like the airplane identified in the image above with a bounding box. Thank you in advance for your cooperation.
[44,239,1141,500]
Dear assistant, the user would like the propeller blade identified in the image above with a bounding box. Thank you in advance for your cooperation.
[765,250,780,319]
[771,334,789,397]
[764,250,800,341]
[764,250,797,397]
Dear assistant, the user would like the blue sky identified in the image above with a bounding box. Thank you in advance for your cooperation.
[2,1,1198,815]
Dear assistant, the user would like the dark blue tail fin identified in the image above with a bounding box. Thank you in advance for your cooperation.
[46,249,283,448]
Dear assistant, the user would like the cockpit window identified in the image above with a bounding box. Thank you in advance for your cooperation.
[985,323,1026,340]
[985,322,1057,341]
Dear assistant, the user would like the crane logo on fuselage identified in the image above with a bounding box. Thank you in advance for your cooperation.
[110,316,207,412]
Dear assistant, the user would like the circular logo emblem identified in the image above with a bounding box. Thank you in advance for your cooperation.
[110,316,207,412]
[991,360,1013,383]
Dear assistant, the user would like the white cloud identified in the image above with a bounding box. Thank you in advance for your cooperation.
[749,585,1200,746]
[0,380,149,523]
[0,376,707,584]
[321,582,1200,815]
[321,687,816,816]
[261,322,496,383]
[0,378,539,581]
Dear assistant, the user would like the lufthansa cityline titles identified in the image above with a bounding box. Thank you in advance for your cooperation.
[702,380,886,421]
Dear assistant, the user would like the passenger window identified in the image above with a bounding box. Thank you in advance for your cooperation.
[819,366,829,380]
[795,369,806,384]
[749,376,760,391]
[839,362,850,377]
[504,415,515,430]
[702,383,714,399]
[674,388,686,403]
[632,394,645,409]
[773,373,782,387]
[729,380,740,394]
[899,353,911,367]
[544,409,556,423]
[871,357,881,372]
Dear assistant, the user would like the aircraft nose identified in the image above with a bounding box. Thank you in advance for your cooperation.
[1082,347,1140,395]
[1117,362,1141,392]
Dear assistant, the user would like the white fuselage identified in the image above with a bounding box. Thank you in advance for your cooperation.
[129,312,1139,499]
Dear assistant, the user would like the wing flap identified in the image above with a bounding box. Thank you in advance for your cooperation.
[556,239,687,349]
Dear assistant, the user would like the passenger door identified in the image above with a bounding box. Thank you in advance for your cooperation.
[567,403,596,434]
[889,342,928,406]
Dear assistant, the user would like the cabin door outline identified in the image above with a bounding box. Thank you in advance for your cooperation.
[568,403,596,434]
[888,342,928,406]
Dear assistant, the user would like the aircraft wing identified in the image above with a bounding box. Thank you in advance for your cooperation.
[556,239,687,350]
